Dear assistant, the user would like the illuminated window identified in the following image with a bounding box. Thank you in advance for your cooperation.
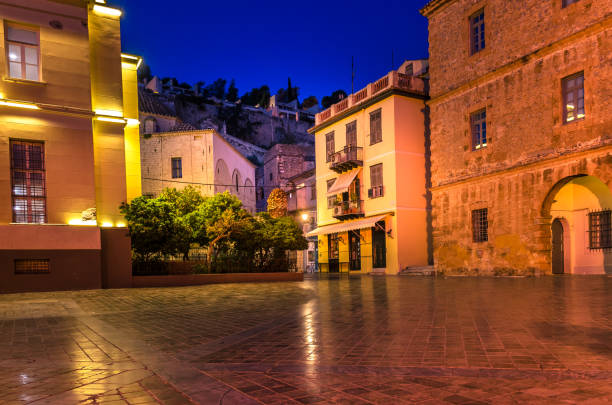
[588,210,611,250]
[325,131,335,162]
[6,24,40,81]
[15,259,49,274]
[472,208,488,243]
[562,0,580,7]
[10,140,46,224]
[369,109,382,144]
[171,157,182,178]
[470,9,485,55]
[470,109,487,150]
[562,72,585,123]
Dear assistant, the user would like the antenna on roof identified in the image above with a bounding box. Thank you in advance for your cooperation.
[351,56,355,94]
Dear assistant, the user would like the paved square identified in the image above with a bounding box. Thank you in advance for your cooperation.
[0,275,611,404]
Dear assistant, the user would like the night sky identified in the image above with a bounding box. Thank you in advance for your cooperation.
[113,0,431,103]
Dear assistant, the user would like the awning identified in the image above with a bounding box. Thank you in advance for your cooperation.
[327,168,360,195]
[306,214,387,237]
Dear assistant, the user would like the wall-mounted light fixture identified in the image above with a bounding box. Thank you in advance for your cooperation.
[0,100,40,110]
[92,4,122,17]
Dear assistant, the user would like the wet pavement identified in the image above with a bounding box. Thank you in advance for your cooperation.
[0,275,611,404]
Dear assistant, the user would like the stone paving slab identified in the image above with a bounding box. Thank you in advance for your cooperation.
[0,276,610,404]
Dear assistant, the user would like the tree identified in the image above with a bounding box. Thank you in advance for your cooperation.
[321,89,348,109]
[241,85,271,108]
[138,62,152,83]
[120,196,190,261]
[301,96,319,110]
[226,79,239,102]
[206,78,227,100]
[267,188,288,218]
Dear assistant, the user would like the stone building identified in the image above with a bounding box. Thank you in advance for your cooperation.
[0,0,140,292]
[422,0,612,275]
[140,126,257,213]
[256,144,315,212]
[286,168,317,272]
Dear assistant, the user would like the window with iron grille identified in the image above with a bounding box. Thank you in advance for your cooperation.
[562,72,585,123]
[10,140,46,223]
[370,109,382,145]
[562,0,580,7]
[368,164,384,198]
[470,109,487,150]
[470,9,485,55]
[171,157,182,178]
[6,24,40,81]
[325,132,335,162]
[346,121,357,147]
[472,208,488,242]
[588,210,611,250]
[15,259,50,274]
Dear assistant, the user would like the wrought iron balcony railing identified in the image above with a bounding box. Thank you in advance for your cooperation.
[333,200,364,220]
[329,145,363,173]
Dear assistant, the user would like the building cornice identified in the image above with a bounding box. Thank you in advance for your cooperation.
[431,142,612,192]
[308,88,427,135]
[420,0,457,17]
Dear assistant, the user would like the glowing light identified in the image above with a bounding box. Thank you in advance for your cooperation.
[101,222,113,228]
[121,53,142,69]
[68,219,96,226]
[95,109,122,117]
[126,118,140,126]
[95,0,106,3]
[0,100,40,110]
[9,53,18,61]
[93,4,122,17]
[116,222,127,228]
[301,213,309,221]
[96,116,126,124]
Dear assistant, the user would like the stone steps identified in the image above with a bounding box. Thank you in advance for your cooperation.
[399,265,436,276]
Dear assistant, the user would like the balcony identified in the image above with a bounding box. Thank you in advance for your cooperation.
[329,146,363,173]
[315,70,427,127]
[333,200,364,220]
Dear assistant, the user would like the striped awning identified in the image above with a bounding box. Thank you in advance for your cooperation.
[306,214,387,237]
[327,168,360,195]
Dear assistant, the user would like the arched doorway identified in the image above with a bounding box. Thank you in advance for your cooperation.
[543,175,612,274]
[551,218,564,274]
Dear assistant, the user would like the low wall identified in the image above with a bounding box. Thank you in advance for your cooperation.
[133,272,304,288]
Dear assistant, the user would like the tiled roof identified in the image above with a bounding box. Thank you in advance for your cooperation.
[168,122,198,132]
[138,90,176,117]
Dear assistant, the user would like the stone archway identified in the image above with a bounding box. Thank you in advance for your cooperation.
[541,175,612,274]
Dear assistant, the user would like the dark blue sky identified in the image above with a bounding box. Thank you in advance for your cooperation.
[114,0,431,102]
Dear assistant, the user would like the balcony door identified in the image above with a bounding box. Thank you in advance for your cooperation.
[372,221,386,268]
[349,230,361,271]
[346,121,357,148]
[328,233,340,273]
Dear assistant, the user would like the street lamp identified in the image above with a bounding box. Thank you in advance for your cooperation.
[301,213,309,222]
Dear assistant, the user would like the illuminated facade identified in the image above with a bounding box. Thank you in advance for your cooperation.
[0,0,141,291]
[422,0,612,275]
[308,60,431,274]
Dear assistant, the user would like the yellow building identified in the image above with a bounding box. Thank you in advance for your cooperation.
[308,60,430,274]
[0,0,141,292]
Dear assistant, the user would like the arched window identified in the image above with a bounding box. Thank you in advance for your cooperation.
[232,170,241,193]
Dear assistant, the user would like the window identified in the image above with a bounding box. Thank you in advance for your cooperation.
[370,109,382,144]
[171,157,182,178]
[470,9,485,55]
[562,72,585,123]
[6,24,40,81]
[368,164,384,198]
[269,172,273,182]
[325,132,335,162]
[405,63,414,76]
[470,109,487,150]
[346,121,357,147]
[562,0,580,7]
[234,173,239,192]
[588,210,611,250]
[472,208,488,242]
[10,140,46,223]
[15,259,49,274]
[310,182,316,200]
[327,179,336,208]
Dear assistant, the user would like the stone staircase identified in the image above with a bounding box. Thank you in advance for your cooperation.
[399,265,436,276]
